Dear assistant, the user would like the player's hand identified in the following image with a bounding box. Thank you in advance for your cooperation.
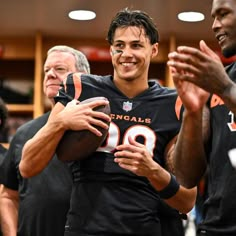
[172,76,209,113]
[114,136,158,177]
[57,99,111,137]
[167,40,231,97]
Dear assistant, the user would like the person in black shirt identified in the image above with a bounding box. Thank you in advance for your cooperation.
[21,9,196,236]
[0,97,8,162]
[0,97,8,236]
[168,0,236,235]
[0,46,90,236]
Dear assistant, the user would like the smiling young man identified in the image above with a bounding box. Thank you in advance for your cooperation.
[20,9,196,235]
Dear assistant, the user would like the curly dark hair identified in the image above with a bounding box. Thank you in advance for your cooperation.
[107,8,159,45]
[0,97,8,131]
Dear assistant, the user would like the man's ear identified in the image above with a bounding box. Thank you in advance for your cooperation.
[110,47,113,56]
[152,43,159,58]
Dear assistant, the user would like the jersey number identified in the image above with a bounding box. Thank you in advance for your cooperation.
[228,111,236,132]
[97,121,156,156]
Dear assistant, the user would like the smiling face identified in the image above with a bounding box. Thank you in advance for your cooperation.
[110,26,158,84]
[211,0,236,57]
[43,51,77,101]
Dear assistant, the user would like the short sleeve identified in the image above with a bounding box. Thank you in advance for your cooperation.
[0,137,20,190]
[54,73,82,106]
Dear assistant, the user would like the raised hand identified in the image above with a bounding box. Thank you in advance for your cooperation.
[168,40,230,96]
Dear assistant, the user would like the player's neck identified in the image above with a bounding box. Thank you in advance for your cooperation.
[113,76,149,98]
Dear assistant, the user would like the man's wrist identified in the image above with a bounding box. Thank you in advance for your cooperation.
[157,173,180,199]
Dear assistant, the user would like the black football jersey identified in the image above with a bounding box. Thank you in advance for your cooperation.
[55,73,182,235]
[198,62,236,235]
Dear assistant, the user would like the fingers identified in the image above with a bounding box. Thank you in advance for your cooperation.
[86,122,108,137]
[168,51,198,76]
[81,102,111,122]
[168,60,198,78]
[168,43,209,67]
[168,49,202,69]
[80,100,110,121]
[68,99,110,122]
[168,41,219,72]
[62,99,111,134]
[127,135,142,146]
[199,40,221,61]
[116,136,144,153]
[114,147,141,173]
[89,116,110,131]
[83,99,109,110]
[167,45,210,84]
[114,137,147,163]
[74,106,110,136]
[114,138,154,177]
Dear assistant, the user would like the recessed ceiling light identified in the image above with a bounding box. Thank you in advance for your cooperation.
[68,10,96,21]
[178,11,205,22]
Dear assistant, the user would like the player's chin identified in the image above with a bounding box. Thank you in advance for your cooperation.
[119,72,138,81]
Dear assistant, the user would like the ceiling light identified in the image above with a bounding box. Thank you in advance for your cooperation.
[178,11,205,22]
[68,10,96,21]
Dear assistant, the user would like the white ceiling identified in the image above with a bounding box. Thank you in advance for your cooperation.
[0,0,216,44]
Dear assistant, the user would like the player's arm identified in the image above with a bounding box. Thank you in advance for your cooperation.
[0,185,19,236]
[173,105,210,188]
[20,73,82,177]
[168,41,236,116]
[19,102,68,178]
[218,80,236,116]
[20,72,110,178]
[147,166,197,214]
[199,40,236,115]
[114,136,197,214]
[160,135,197,213]
[20,99,110,178]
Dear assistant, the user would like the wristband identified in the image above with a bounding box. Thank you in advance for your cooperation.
[158,173,180,199]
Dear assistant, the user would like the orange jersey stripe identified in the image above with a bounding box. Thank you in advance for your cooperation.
[175,96,183,120]
[72,73,82,100]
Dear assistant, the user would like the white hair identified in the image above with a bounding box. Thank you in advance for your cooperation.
[47,45,90,73]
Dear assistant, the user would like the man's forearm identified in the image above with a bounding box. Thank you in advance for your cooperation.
[174,110,207,188]
[20,119,65,178]
[220,82,236,116]
[147,164,197,213]
[19,103,66,178]
[0,187,19,236]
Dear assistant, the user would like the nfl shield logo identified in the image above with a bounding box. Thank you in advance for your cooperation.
[123,101,132,112]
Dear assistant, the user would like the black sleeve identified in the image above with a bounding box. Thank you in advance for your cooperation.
[0,136,21,190]
[53,83,70,106]
[0,115,49,190]
[54,73,82,106]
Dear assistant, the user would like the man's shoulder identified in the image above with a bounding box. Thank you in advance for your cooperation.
[80,74,113,95]
[225,62,236,81]
[81,74,112,84]
[0,144,7,166]
[13,112,50,143]
[81,73,111,79]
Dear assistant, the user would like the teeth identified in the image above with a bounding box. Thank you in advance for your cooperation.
[218,35,226,42]
[122,63,134,66]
